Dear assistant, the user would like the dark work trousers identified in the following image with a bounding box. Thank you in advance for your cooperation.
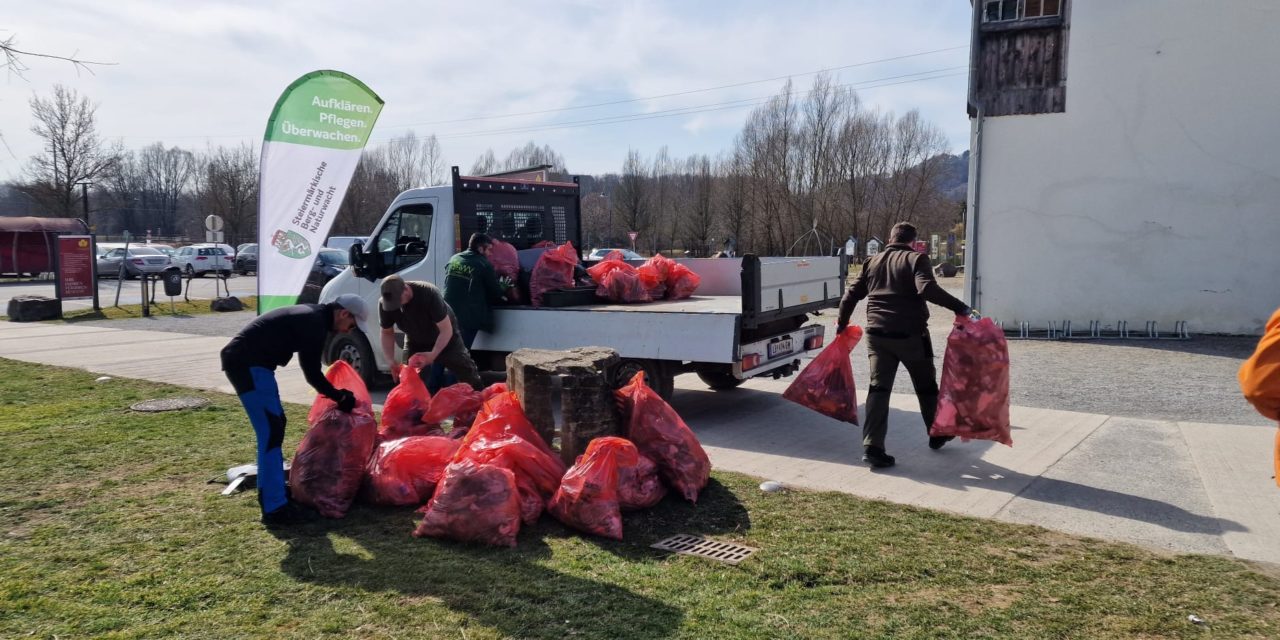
[227,366,288,514]
[420,327,482,393]
[863,332,939,449]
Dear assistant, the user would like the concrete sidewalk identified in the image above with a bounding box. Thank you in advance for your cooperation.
[3,319,1277,566]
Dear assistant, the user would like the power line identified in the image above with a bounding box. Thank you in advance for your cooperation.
[415,69,967,142]
[380,45,969,128]
[108,45,969,142]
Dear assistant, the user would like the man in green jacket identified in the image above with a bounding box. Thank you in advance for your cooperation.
[442,233,510,348]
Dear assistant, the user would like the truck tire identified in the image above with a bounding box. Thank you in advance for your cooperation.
[325,331,376,388]
[696,366,745,391]
[614,358,675,401]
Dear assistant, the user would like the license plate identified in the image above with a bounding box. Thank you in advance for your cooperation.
[767,337,794,359]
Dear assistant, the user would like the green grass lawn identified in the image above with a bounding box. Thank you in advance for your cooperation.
[1,296,258,323]
[2,358,1279,639]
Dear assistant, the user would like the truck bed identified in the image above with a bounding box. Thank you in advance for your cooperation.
[509,295,742,315]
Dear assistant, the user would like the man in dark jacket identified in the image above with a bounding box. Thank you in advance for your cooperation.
[221,295,367,525]
[442,233,509,348]
[836,222,971,468]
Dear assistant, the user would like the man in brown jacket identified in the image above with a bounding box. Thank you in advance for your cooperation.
[836,222,971,468]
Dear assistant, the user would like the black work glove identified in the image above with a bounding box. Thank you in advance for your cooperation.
[334,389,356,413]
[836,321,848,336]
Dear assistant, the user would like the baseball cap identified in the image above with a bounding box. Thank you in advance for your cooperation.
[380,274,407,312]
[333,294,368,332]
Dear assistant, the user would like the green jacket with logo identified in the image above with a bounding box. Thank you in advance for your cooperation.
[442,250,506,333]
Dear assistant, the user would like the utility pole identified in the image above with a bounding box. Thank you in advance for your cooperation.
[78,182,92,230]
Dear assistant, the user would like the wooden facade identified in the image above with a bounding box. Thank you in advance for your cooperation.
[969,2,1070,117]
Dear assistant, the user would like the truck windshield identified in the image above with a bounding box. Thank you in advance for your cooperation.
[374,203,434,273]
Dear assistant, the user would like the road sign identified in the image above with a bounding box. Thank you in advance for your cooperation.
[204,215,224,232]
[628,231,638,242]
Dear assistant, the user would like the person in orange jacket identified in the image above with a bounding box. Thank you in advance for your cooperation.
[1239,307,1280,487]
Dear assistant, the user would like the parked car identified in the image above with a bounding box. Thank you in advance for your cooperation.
[96,247,172,279]
[235,242,255,258]
[297,249,352,303]
[94,242,126,258]
[147,243,177,258]
[173,244,232,277]
[235,244,258,275]
[587,248,644,261]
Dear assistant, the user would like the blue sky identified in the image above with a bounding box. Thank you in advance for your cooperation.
[1,0,973,179]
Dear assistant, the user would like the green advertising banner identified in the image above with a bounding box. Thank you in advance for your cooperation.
[258,71,383,313]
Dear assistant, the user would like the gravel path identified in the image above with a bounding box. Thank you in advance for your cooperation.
[72,279,1270,426]
[831,278,1270,426]
[70,310,257,338]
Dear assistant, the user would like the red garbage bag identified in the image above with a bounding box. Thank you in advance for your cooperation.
[380,367,432,441]
[598,268,652,303]
[466,391,557,460]
[586,250,631,282]
[481,382,508,403]
[455,434,563,524]
[782,325,863,425]
[665,262,701,300]
[457,434,566,497]
[306,360,372,425]
[292,361,378,518]
[930,316,1013,446]
[489,239,520,280]
[529,241,578,307]
[423,383,484,431]
[549,437,638,540]
[616,371,711,502]
[413,460,521,547]
[636,254,670,300]
[361,436,459,506]
[618,448,667,511]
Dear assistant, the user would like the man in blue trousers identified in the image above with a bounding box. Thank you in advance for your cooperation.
[221,294,366,526]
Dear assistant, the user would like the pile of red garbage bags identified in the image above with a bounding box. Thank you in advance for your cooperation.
[289,362,709,547]
[930,316,1013,446]
[585,251,702,304]
[783,326,863,425]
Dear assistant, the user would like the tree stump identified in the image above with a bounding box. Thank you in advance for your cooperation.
[506,347,621,466]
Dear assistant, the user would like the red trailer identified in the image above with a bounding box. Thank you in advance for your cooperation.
[0,217,90,276]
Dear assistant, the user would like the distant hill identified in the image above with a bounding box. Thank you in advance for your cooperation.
[932,151,969,202]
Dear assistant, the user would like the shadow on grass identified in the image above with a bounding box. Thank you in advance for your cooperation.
[270,478,749,638]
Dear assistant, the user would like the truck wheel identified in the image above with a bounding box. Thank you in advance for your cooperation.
[696,366,745,391]
[326,332,375,388]
[614,358,674,401]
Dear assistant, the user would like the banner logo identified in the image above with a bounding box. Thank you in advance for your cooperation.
[271,229,312,259]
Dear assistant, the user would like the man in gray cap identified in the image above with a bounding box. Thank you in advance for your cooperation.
[378,274,482,392]
[220,294,368,526]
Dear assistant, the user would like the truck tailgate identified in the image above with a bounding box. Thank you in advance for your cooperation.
[743,256,845,327]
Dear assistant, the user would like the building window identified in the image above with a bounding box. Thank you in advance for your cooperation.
[984,0,1060,23]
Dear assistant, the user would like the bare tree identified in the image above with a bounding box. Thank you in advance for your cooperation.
[614,149,650,248]
[421,134,448,186]
[23,85,119,218]
[502,141,567,174]
[193,143,258,246]
[681,155,716,256]
[1,34,114,78]
[470,149,498,175]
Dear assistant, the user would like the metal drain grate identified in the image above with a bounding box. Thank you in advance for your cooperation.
[651,534,757,565]
[130,396,210,412]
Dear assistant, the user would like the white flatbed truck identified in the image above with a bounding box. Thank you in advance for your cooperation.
[320,168,847,398]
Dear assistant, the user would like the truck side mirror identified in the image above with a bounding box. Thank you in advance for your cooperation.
[350,241,375,280]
